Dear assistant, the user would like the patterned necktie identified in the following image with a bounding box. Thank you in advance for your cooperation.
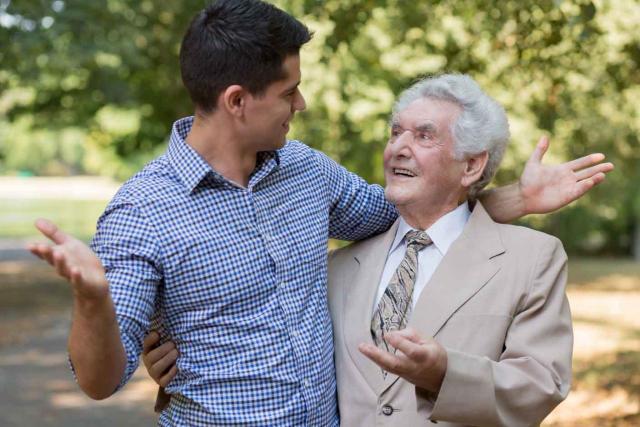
[371,230,432,353]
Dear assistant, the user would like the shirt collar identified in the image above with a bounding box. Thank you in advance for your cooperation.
[166,116,281,192]
[390,201,471,256]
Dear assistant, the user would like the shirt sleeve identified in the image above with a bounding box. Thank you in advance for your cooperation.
[312,149,398,241]
[89,201,163,391]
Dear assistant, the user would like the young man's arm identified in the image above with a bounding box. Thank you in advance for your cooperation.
[479,136,613,222]
[316,136,612,239]
[29,219,126,399]
[29,203,162,399]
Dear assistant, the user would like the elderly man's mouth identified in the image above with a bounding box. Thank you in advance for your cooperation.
[393,168,417,177]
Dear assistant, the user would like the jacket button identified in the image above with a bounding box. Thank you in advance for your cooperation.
[382,405,394,416]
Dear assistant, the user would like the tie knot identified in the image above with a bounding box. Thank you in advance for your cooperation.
[405,230,432,250]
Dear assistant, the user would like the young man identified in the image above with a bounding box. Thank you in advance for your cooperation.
[30,1,612,425]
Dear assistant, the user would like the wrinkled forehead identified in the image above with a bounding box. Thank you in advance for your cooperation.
[391,97,462,130]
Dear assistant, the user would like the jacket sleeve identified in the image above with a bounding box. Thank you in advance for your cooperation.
[422,237,573,427]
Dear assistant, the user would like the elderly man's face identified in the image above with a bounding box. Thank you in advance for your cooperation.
[383,97,466,211]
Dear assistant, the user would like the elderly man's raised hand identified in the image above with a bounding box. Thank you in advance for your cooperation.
[359,328,448,393]
[28,218,109,301]
[520,136,614,214]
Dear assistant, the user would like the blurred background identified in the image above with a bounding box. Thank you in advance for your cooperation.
[0,0,638,425]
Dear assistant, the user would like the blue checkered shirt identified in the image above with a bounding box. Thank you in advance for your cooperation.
[90,117,397,426]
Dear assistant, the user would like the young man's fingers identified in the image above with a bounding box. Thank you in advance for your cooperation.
[69,267,83,287]
[34,218,68,245]
[52,249,71,279]
[590,172,607,185]
[159,365,178,388]
[143,331,162,354]
[566,153,605,171]
[573,174,607,199]
[527,135,549,164]
[574,163,614,181]
[38,244,56,266]
[27,243,46,260]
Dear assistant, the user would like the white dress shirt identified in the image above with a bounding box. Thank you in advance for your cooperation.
[373,202,471,313]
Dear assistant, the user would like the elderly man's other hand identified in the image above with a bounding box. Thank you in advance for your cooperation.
[359,328,448,393]
[520,136,614,214]
[143,331,179,387]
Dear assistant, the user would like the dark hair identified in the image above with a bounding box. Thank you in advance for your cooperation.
[180,0,312,112]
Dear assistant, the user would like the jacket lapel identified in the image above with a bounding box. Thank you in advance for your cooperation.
[409,202,505,338]
[382,202,505,393]
[343,220,400,395]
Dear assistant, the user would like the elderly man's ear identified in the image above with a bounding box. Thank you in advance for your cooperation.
[461,151,489,188]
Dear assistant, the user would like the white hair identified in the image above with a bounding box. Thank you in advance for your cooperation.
[392,74,510,198]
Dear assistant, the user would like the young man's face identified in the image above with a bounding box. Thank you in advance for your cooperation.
[243,54,306,151]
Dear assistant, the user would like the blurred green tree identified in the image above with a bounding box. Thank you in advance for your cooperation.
[1,0,639,256]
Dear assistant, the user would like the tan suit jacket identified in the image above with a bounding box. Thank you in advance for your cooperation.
[328,202,573,427]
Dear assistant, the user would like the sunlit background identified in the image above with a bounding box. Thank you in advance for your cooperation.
[1,0,639,425]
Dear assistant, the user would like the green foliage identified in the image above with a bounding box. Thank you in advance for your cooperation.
[0,198,108,241]
[1,0,639,254]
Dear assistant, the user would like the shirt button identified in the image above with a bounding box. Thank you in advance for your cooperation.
[382,405,394,416]
[303,379,310,387]
[291,330,299,337]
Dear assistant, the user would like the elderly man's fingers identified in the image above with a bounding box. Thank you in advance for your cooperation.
[574,163,614,181]
[150,348,179,379]
[158,365,178,388]
[143,331,162,354]
[393,327,424,343]
[384,332,425,362]
[358,343,407,375]
[566,153,606,171]
[34,218,70,245]
[146,341,176,366]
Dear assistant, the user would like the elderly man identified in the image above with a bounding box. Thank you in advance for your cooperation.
[331,74,572,426]
[143,74,587,426]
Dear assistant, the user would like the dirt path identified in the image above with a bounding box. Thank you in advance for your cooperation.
[0,249,158,426]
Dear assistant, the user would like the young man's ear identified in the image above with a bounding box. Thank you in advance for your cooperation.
[461,151,489,188]
[221,85,246,116]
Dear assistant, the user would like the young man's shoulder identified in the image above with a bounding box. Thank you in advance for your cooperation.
[109,155,180,205]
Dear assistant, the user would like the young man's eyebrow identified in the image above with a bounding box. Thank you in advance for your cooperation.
[281,81,301,94]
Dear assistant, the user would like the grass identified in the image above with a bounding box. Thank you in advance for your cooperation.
[543,258,640,426]
[0,198,108,242]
